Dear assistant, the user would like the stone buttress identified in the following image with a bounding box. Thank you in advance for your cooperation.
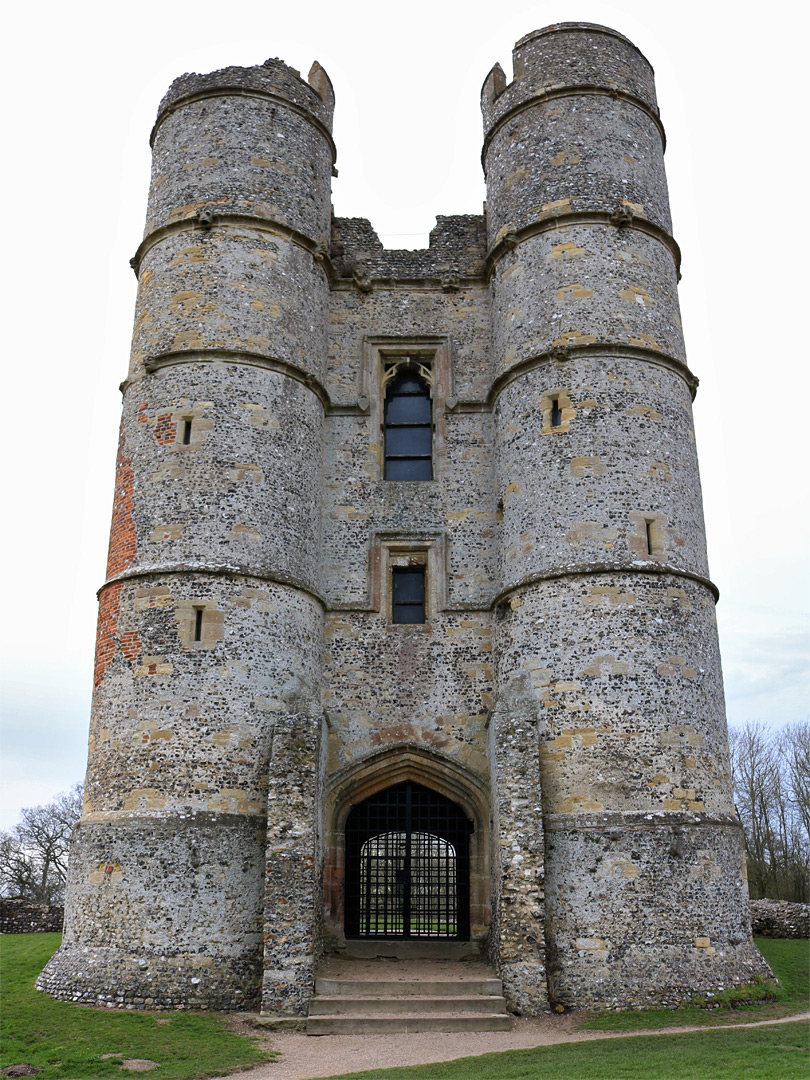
[38,59,334,1012]
[483,23,770,1007]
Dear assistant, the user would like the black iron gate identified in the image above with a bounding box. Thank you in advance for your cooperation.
[344,781,472,940]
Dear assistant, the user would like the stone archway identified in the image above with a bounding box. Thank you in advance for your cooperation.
[345,780,471,940]
[322,746,491,952]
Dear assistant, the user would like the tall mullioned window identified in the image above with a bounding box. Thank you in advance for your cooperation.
[383,363,433,480]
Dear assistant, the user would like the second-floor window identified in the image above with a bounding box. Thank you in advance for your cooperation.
[392,567,426,623]
[383,363,432,480]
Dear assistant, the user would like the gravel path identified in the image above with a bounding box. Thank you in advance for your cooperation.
[215,1010,810,1080]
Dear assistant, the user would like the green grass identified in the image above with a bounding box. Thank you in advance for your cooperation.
[315,1023,809,1080]
[581,937,810,1032]
[1,934,807,1080]
[315,938,809,1080]
[0,933,270,1080]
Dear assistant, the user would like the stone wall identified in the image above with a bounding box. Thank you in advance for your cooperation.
[750,899,810,938]
[1,901,63,934]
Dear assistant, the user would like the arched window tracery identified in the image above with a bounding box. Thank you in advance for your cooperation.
[383,362,433,480]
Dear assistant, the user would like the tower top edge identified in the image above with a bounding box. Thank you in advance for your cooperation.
[481,22,658,132]
[515,23,651,66]
[154,56,334,136]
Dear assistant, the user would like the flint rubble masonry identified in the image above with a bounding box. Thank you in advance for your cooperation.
[39,22,772,1016]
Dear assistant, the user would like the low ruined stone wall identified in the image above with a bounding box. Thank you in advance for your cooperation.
[0,900,64,933]
[750,899,810,938]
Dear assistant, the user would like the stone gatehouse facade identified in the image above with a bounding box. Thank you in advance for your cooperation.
[39,22,771,1015]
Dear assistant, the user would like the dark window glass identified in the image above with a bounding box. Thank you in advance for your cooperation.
[384,367,432,480]
[385,426,432,457]
[385,458,432,481]
[385,394,431,424]
[392,567,425,624]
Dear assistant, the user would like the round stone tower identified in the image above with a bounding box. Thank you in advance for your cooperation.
[483,23,769,1008]
[39,58,334,1012]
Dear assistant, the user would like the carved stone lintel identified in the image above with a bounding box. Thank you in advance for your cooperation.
[196,207,217,228]
[610,204,634,228]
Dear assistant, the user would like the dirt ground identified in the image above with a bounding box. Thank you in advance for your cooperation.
[216,1010,810,1080]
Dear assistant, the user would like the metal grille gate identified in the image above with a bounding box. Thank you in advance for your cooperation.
[345,781,472,940]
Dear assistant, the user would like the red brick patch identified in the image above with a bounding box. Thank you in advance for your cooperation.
[94,584,142,688]
[106,423,137,578]
[154,413,177,445]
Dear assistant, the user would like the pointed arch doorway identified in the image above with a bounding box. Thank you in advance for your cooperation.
[344,781,472,940]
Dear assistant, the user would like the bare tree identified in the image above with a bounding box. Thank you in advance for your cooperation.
[729,721,809,903]
[0,784,83,903]
[780,723,810,901]
[784,723,810,849]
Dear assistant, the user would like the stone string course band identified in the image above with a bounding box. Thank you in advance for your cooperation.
[40,22,772,1015]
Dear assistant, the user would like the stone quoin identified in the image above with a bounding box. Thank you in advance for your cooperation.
[38,22,772,1015]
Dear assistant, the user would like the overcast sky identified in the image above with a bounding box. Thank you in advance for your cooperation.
[1,0,807,829]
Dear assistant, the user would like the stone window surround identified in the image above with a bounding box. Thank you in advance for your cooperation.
[372,532,447,624]
[357,336,454,480]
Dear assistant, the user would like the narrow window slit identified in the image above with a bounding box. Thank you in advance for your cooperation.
[194,608,203,641]
[645,519,654,555]
[182,420,192,445]
[551,398,562,428]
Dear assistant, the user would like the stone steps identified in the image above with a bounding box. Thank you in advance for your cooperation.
[309,993,507,1015]
[314,977,504,997]
[307,1013,512,1033]
[306,960,511,1034]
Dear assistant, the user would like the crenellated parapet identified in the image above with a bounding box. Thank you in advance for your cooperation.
[147,58,335,238]
[155,58,334,129]
[330,214,488,284]
[481,23,658,127]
